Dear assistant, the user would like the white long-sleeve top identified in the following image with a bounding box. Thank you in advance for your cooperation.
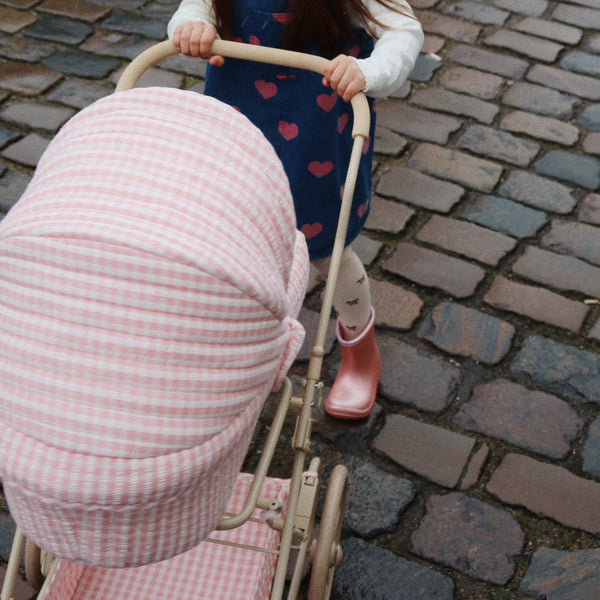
[167,0,424,97]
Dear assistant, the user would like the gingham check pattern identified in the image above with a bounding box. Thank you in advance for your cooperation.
[0,88,308,568]
[41,474,289,600]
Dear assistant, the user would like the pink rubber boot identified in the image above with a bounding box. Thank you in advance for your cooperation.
[325,307,381,420]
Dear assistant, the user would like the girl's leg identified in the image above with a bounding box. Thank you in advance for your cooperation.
[313,246,381,419]
[313,246,372,339]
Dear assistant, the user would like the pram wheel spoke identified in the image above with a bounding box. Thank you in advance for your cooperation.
[307,464,347,600]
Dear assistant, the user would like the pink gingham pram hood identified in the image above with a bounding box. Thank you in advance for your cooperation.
[0,88,308,567]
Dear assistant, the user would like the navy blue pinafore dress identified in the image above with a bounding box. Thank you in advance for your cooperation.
[204,0,377,261]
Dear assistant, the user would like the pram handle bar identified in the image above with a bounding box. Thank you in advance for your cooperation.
[115,39,371,139]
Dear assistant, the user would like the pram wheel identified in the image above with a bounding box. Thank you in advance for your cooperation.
[308,464,347,600]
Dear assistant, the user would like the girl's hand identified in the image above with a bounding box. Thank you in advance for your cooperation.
[173,22,224,67]
[322,55,367,102]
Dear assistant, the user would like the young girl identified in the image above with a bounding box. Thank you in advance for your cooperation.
[168,0,423,420]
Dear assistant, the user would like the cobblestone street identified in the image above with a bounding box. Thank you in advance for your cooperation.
[2,0,600,598]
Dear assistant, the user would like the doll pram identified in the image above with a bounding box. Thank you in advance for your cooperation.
[0,40,371,600]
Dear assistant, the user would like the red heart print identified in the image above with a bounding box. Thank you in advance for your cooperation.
[249,35,260,45]
[308,161,334,178]
[357,200,369,218]
[317,92,337,112]
[274,13,290,24]
[301,223,323,240]
[278,121,299,141]
[338,113,349,134]
[362,136,371,154]
[255,80,277,99]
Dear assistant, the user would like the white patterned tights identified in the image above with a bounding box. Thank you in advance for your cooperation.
[313,246,372,341]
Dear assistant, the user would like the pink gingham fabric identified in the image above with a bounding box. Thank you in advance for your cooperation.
[0,88,308,567]
[41,474,289,600]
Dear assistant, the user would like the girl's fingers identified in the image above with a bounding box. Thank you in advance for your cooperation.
[209,55,225,67]
[323,56,366,101]
[188,33,201,57]
[323,56,343,85]
[342,80,362,102]
[173,28,182,51]
[177,26,194,55]
[174,23,215,58]
[200,25,218,57]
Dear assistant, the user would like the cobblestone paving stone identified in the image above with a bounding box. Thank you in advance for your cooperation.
[2,0,600,599]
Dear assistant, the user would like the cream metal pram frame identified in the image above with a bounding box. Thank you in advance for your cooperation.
[0,39,371,600]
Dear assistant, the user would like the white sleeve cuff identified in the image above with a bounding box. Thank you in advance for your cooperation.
[167,0,215,39]
[357,25,424,97]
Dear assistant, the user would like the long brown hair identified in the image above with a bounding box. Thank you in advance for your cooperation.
[214,0,416,59]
